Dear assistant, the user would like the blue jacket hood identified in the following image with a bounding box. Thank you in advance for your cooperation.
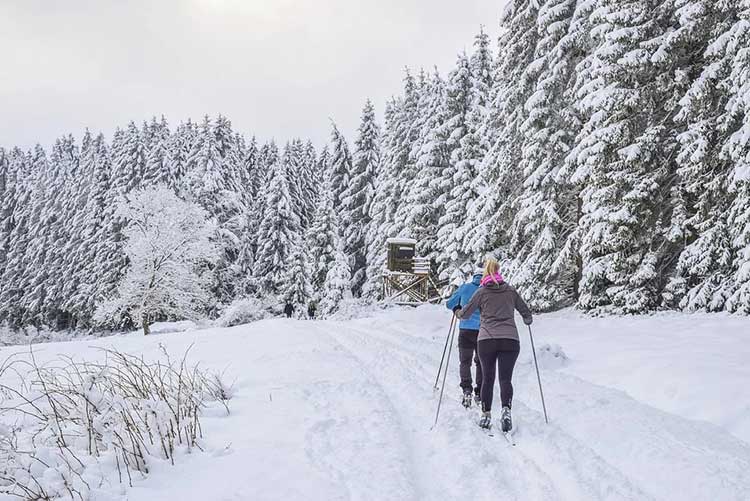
[445,276,483,330]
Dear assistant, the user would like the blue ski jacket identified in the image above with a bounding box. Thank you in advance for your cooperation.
[445,274,482,331]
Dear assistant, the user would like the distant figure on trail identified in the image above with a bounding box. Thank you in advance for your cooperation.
[308,301,317,319]
[454,258,532,433]
[445,263,484,408]
[284,302,294,318]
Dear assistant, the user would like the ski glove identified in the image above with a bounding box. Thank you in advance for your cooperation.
[523,317,533,325]
[452,305,462,314]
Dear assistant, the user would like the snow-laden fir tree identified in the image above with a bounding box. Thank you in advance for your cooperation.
[722,0,750,313]
[329,122,352,209]
[252,161,299,295]
[435,52,475,275]
[463,0,543,264]
[40,136,80,328]
[94,185,218,335]
[660,0,739,311]
[281,244,311,314]
[341,100,380,296]
[319,231,352,317]
[185,115,247,302]
[402,68,450,260]
[504,0,582,310]
[384,70,421,237]
[143,116,172,186]
[571,0,692,313]
[307,179,339,294]
[0,149,33,327]
[363,99,398,299]
[166,120,197,193]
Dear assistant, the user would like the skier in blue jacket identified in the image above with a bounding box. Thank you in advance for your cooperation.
[446,265,484,408]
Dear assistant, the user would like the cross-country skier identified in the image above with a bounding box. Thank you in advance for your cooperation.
[284,302,294,318]
[445,264,484,408]
[454,258,532,432]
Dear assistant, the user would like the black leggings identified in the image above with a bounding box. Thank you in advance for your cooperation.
[478,338,520,412]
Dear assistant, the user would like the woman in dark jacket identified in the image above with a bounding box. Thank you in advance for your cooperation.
[454,258,532,432]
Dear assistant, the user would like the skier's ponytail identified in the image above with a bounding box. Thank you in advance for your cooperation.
[484,258,500,283]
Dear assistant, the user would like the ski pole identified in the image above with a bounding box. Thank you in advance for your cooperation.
[528,325,549,424]
[432,316,457,429]
[433,314,456,390]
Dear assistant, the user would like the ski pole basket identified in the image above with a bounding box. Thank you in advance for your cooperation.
[382,238,444,305]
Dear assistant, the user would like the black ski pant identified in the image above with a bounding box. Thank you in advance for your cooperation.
[477,338,520,412]
[458,329,482,396]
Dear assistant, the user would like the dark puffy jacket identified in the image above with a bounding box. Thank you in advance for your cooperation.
[457,281,532,342]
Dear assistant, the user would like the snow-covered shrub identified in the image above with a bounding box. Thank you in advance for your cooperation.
[0,323,107,347]
[532,343,569,370]
[0,347,231,500]
[327,298,386,321]
[217,296,273,327]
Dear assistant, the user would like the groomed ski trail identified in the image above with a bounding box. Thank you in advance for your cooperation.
[319,314,750,501]
[321,321,656,501]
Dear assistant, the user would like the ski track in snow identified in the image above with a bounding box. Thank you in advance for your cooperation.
[327,322,654,501]
[337,315,750,501]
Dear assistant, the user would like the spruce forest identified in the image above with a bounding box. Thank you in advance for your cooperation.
[2,0,750,333]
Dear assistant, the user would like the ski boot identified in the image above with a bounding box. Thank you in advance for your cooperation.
[474,392,481,406]
[478,411,492,430]
[501,406,512,433]
[462,391,473,408]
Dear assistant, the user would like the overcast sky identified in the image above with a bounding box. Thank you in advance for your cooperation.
[1,0,503,151]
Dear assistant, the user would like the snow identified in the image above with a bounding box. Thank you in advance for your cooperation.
[385,237,417,245]
[2,306,749,500]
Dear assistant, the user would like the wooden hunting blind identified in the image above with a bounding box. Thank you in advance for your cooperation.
[386,238,417,272]
[382,237,444,305]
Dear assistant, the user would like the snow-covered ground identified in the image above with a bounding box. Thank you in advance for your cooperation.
[1,306,749,500]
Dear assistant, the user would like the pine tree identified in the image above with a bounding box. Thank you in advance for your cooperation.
[167,120,198,194]
[253,161,299,295]
[329,122,352,209]
[463,0,544,263]
[385,70,421,237]
[564,0,678,313]
[659,0,737,311]
[185,115,247,302]
[307,181,339,294]
[143,116,172,186]
[0,149,33,326]
[282,245,311,312]
[363,99,399,299]
[505,0,582,310]
[319,233,351,317]
[341,100,380,296]
[435,52,475,274]
[402,68,450,260]
[722,1,750,312]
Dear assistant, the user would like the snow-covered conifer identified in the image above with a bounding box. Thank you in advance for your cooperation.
[341,100,380,296]
[252,161,299,295]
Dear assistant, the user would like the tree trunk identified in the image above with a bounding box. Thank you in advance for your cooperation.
[142,315,150,336]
